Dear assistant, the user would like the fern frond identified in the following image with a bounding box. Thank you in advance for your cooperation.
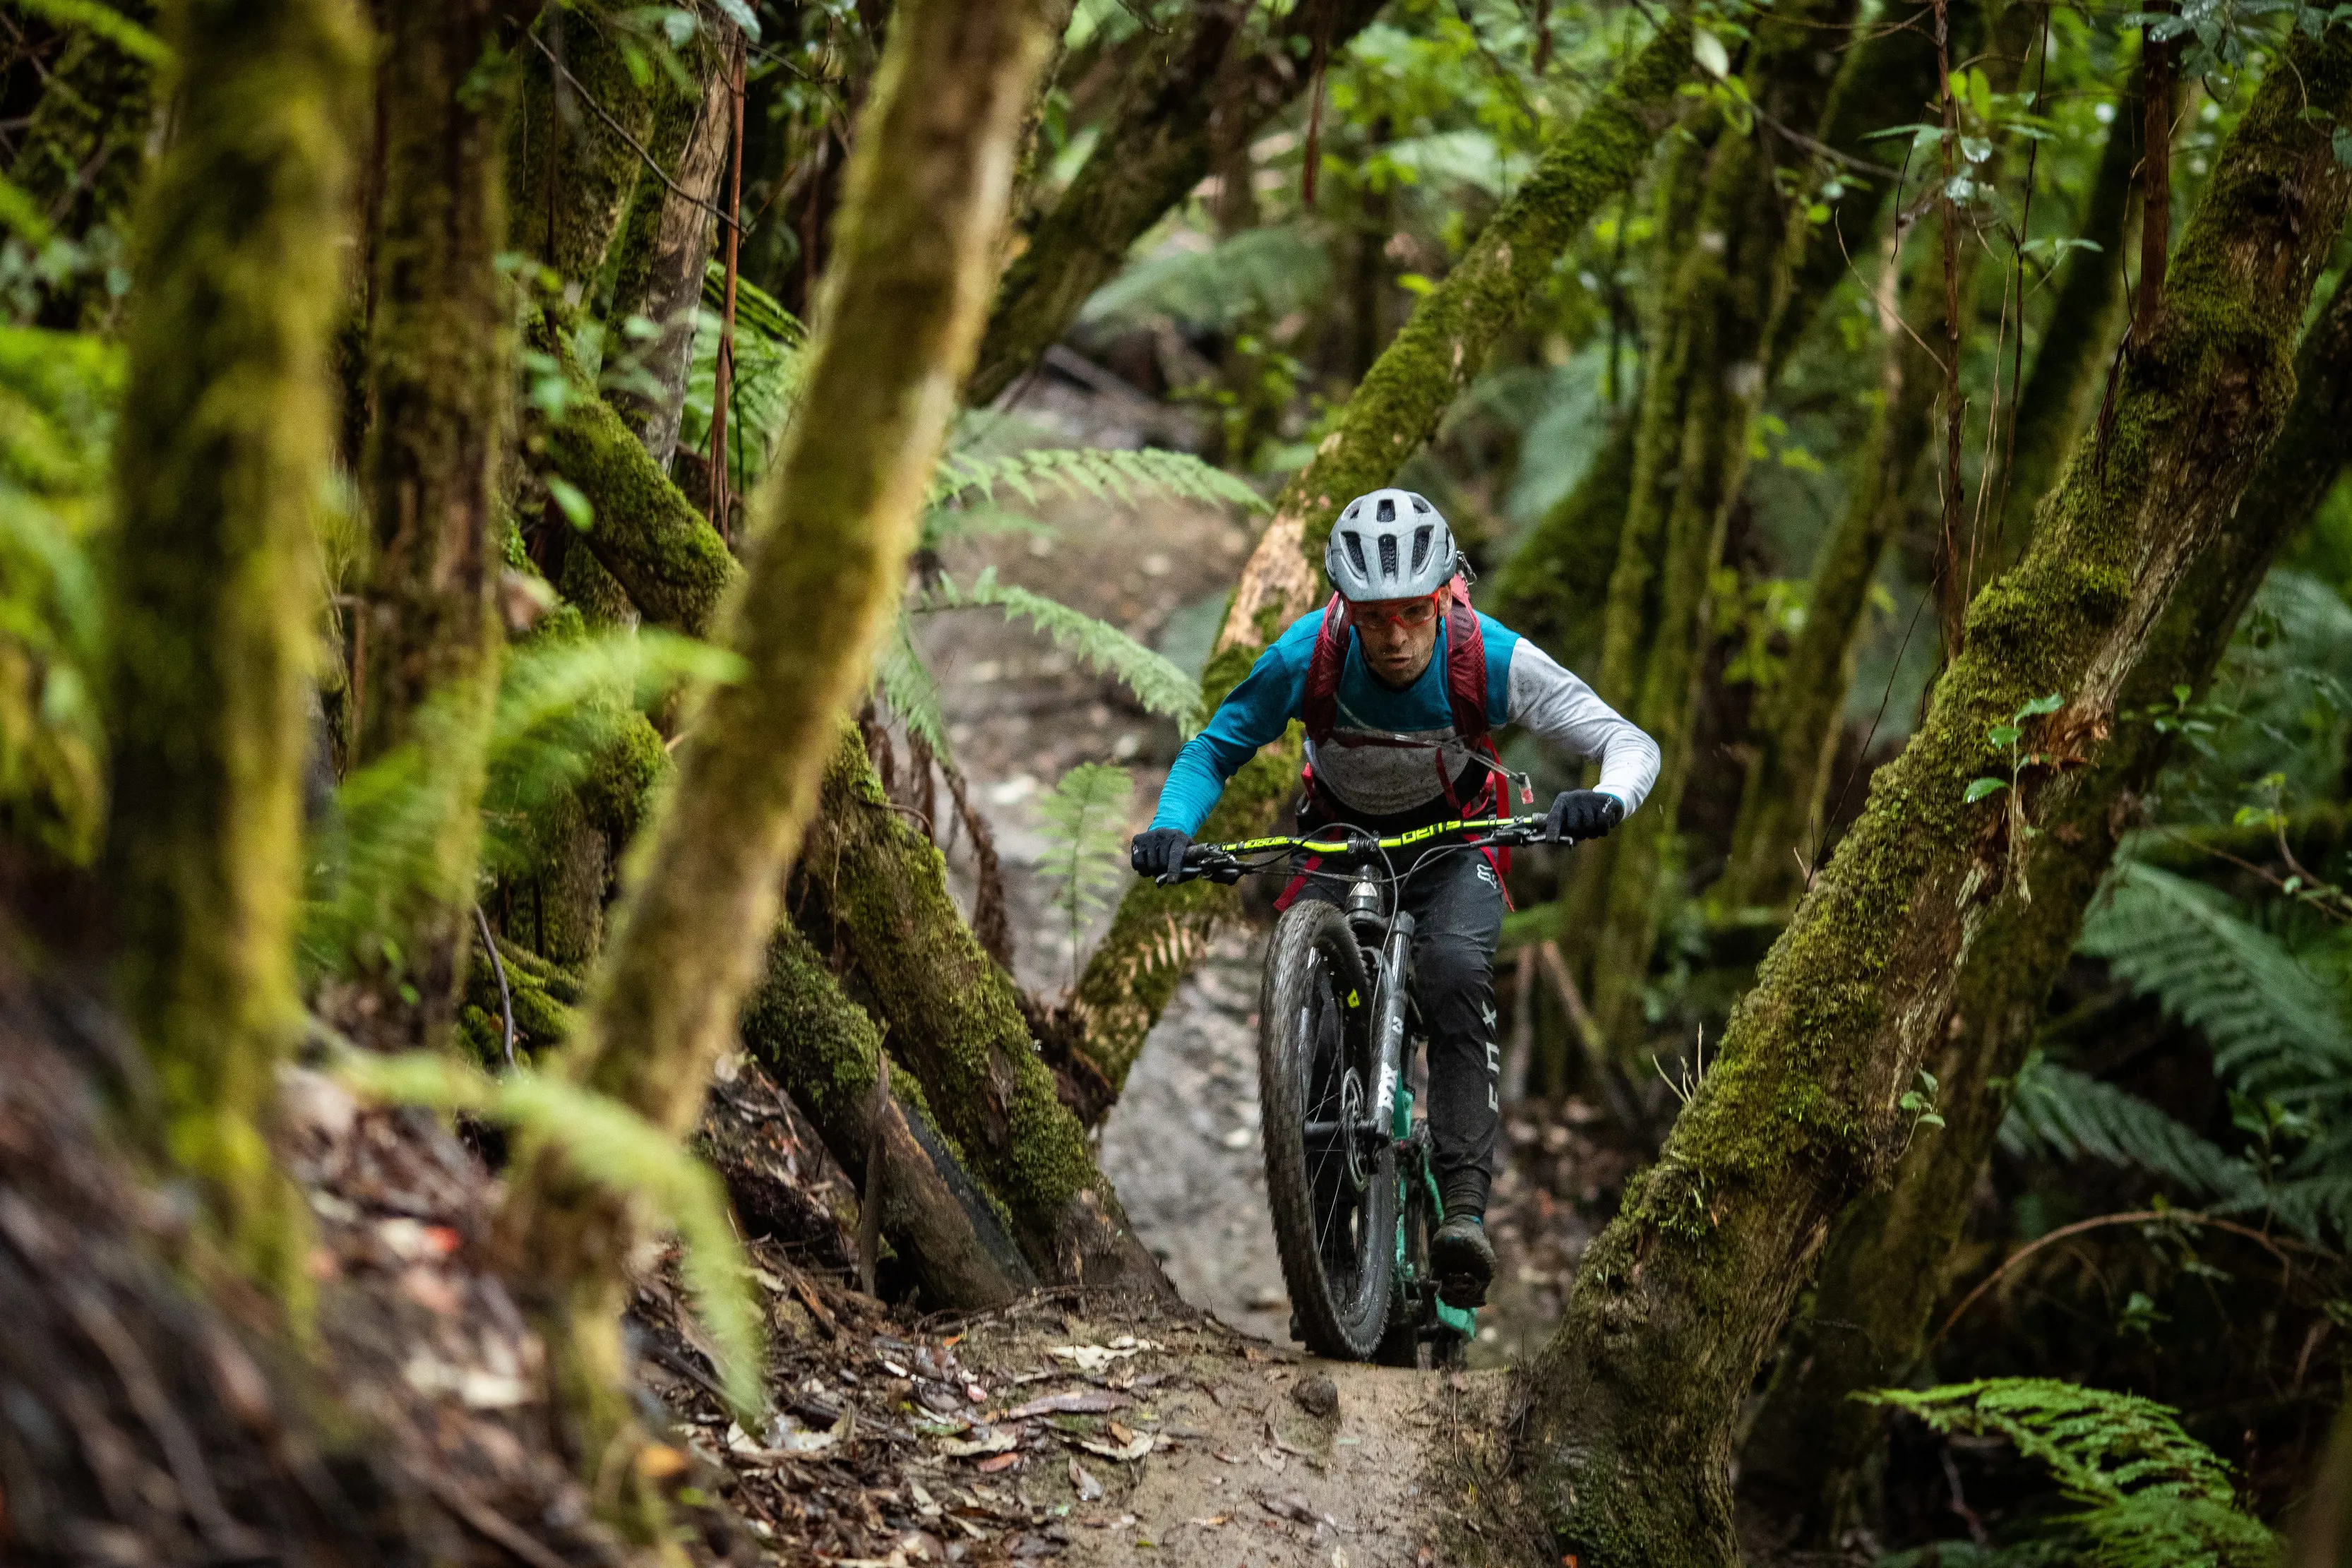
[1036,762,1134,987]
[1999,1061,2262,1206]
[1861,1379,2279,1568]
[1078,226,1332,333]
[926,444,1265,515]
[2080,861,2352,1093]
[679,267,806,491]
[919,568,1202,733]
[334,1049,767,1423]
[872,609,950,762]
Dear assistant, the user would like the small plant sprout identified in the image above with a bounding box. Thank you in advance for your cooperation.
[1653,1027,1709,1108]
[1037,762,1135,991]
[1898,1067,1945,1156]
[1965,691,2065,903]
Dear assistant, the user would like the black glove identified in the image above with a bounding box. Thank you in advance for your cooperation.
[1131,828,1191,880]
[1544,789,1624,844]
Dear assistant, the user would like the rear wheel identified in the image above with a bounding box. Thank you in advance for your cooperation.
[1260,899,1395,1360]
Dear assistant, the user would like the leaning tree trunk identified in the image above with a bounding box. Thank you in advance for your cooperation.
[1069,6,1698,1105]
[1738,265,2352,1552]
[965,0,1388,408]
[342,0,527,1055]
[794,731,1169,1290]
[102,0,366,1296]
[496,0,1060,1483]
[1488,8,1944,686]
[1517,28,2352,1566]
[1563,0,1863,1053]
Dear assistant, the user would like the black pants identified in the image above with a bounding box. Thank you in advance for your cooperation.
[1291,839,1504,1219]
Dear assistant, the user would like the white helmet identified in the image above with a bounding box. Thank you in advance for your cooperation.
[1325,488,1458,602]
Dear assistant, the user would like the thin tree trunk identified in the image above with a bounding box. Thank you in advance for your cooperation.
[795,732,1169,1288]
[1567,0,1866,1052]
[964,0,1390,409]
[345,0,528,1054]
[103,0,366,1294]
[1738,266,2352,1552]
[496,0,1058,1488]
[1488,1,1942,824]
[506,0,652,283]
[740,922,1038,1308]
[1070,7,1698,1104]
[1518,32,2352,1565]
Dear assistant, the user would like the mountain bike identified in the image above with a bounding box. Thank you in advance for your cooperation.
[1157,813,1553,1366]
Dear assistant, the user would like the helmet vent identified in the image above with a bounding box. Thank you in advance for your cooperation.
[1342,531,1369,580]
[1411,493,1432,514]
[1378,534,1399,579]
[1375,496,1396,522]
[1410,525,1433,574]
[1342,502,1360,521]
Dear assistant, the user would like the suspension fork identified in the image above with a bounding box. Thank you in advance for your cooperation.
[1367,909,1415,1138]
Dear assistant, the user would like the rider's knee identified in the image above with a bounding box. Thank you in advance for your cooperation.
[1416,935,1491,1003]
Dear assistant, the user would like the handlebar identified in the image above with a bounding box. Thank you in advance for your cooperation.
[1153,814,1558,887]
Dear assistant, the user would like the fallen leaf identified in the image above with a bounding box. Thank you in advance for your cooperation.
[1077,1430,1154,1463]
[937,1427,1019,1459]
[1186,1514,1231,1528]
[976,1450,1022,1473]
[1007,1389,1130,1420]
[1068,1457,1104,1502]
[635,1443,689,1482]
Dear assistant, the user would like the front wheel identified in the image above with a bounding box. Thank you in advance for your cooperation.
[1260,899,1395,1360]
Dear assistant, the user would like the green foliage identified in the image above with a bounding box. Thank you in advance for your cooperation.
[1861,1380,2279,1568]
[333,1047,766,1422]
[917,568,1202,736]
[0,325,116,862]
[4,0,171,65]
[2076,861,2352,1095]
[1078,227,1335,334]
[925,443,1267,516]
[679,265,806,491]
[2000,1060,2262,1205]
[1035,761,1133,988]
[306,628,740,976]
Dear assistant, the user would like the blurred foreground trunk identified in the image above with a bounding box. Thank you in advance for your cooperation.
[496,0,1061,1490]
[1517,30,2352,1564]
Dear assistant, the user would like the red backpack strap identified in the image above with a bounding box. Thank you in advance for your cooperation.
[1441,575,1489,742]
[1300,592,1351,745]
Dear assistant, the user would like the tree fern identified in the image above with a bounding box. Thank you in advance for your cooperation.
[1077,225,1333,333]
[916,568,1203,734]
[679,266,805,491]
[1035,762,1133,989]
[1861,1379,2280,1568]
[2077,861,2352,1095]
[926,443,1266,515]
[333,1048,766,1422]
[1999,1060,2263,1207]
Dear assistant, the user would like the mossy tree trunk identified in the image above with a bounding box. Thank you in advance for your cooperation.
[1070,8,1698,1103]
[506,0,652,284]
[1517,30,2352,1564]
[102,0,366,1293]
[1563,0,1863,1052]
[8,0,160,329]
[1488,11,1944,689]
[1738,264,2352,1552]
[965,0,1388,409]
[795,731,1169,1288]
[344,0,530,1054]
[496,0,1059,1476]
[740,921,1037,1308]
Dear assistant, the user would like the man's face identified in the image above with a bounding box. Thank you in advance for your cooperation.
[1354,592,1443,688]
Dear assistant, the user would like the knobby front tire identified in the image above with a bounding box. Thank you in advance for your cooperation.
[1259,899,1395,1361]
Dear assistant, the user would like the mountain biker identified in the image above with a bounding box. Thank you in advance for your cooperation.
[1130,487,1659,1311]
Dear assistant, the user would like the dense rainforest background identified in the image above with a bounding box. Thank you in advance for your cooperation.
[6,0,2352,1562]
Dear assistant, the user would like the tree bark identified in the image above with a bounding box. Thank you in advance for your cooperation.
[1070,7,1698,1104]
[964,0,1390,409]
[345,0,528,1055]
[506,0,652,283]
[103,0,366,1294]
[1517,28,2352,1564]
[739,921,1037,1308]
[1565,0,1866,1052]
[1738,264,2352,1552]
[496,0,1058,1478]
[795,731,1169,1290]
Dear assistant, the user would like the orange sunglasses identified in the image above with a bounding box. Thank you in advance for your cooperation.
[1353,594,1443,630]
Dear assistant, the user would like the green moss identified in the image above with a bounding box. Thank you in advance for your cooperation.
[102,0,366,1297]
[8,2,159,329]
[506,0,652,287]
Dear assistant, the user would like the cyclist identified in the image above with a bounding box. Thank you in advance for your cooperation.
[1130,488,1659,1310]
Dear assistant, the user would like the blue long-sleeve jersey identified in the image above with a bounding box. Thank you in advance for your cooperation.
[1147,607,1661,837]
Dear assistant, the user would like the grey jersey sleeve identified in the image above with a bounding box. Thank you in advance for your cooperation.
[1504,639,1662,814]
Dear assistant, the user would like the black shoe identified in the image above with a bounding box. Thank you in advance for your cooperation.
[1431,1215,1494,1310]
